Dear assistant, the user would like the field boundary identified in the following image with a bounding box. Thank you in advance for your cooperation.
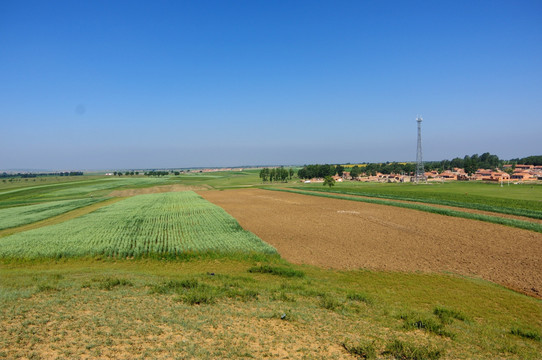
[269,188,542,234]
[286,186,542,220]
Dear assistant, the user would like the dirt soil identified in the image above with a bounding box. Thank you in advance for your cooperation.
[110,184,210,197]
[200,188,542,298]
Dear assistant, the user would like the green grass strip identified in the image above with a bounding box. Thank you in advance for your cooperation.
[292,187,542,220]
[0,198,107,230]
[269,188,542,234]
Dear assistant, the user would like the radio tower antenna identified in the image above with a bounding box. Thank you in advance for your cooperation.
[415,115,426,183]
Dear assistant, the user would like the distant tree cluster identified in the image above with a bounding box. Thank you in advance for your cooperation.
[0,171,83,178]
[361,163,415,176]
[365,153,504,176]
[259,167,293,182]
[426,152,502,174]
[509,155,542,166]
[299,152,509,179]
[144,171,168,176]
[113,171,140,176]
[297,164,339,179]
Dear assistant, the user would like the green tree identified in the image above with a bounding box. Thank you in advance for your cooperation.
[335,165,344,177]
[280,167,288,182]
[464,156,477,176]
[350,165,361,178]
[259,168,269,182]
[323,175,335,188]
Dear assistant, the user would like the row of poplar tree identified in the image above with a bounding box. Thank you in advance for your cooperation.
[259,167,295,182]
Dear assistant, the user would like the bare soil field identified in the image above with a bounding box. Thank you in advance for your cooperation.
[200,189,542,298]
[296,189,542,224]
[109,184,210,197]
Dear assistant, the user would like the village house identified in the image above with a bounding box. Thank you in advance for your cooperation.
[515,164,534,171]
[322,164,540,184]
[510,172,535,181]
[439,170,457,180]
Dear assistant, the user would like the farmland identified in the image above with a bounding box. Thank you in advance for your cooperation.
[0,177,173,207]
[292,181,542,216]
[0,191,276,259]
[200,188,542,298]
[0,174,541,359]
[0,198,104,231]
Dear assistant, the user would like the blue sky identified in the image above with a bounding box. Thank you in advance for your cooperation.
[1,0,541,170]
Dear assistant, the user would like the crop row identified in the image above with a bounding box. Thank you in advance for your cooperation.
[0,177,171,206]
[0,191,277,259]
[0,198,103,230]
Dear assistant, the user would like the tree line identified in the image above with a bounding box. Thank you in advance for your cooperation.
[143,171,169,176]
[259,167,294,182]
[0,171,83,178]
[297,164,344,179]
[508,155,542,166]
[297,152,536,179]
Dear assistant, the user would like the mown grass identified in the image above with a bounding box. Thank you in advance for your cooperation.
[0,257,539,359]
[271,188,542,233]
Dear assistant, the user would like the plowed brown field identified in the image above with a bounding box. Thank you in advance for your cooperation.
[200,188,542,298]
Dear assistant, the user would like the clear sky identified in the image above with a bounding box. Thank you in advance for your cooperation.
[1,0,541,170]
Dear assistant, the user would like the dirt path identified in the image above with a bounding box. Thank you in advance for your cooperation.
[0,198,123,238]
[200,188,542,298]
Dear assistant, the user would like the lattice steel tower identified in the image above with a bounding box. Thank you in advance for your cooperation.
[415,116,426,183]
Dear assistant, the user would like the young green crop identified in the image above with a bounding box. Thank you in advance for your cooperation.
[0,177,172,207]
[0,198,104,230]
[0,191,276,259]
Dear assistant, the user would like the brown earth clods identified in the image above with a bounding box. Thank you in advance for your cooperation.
[200,188,542,298]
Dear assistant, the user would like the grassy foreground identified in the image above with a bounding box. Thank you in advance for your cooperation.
[0,257,540,359]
